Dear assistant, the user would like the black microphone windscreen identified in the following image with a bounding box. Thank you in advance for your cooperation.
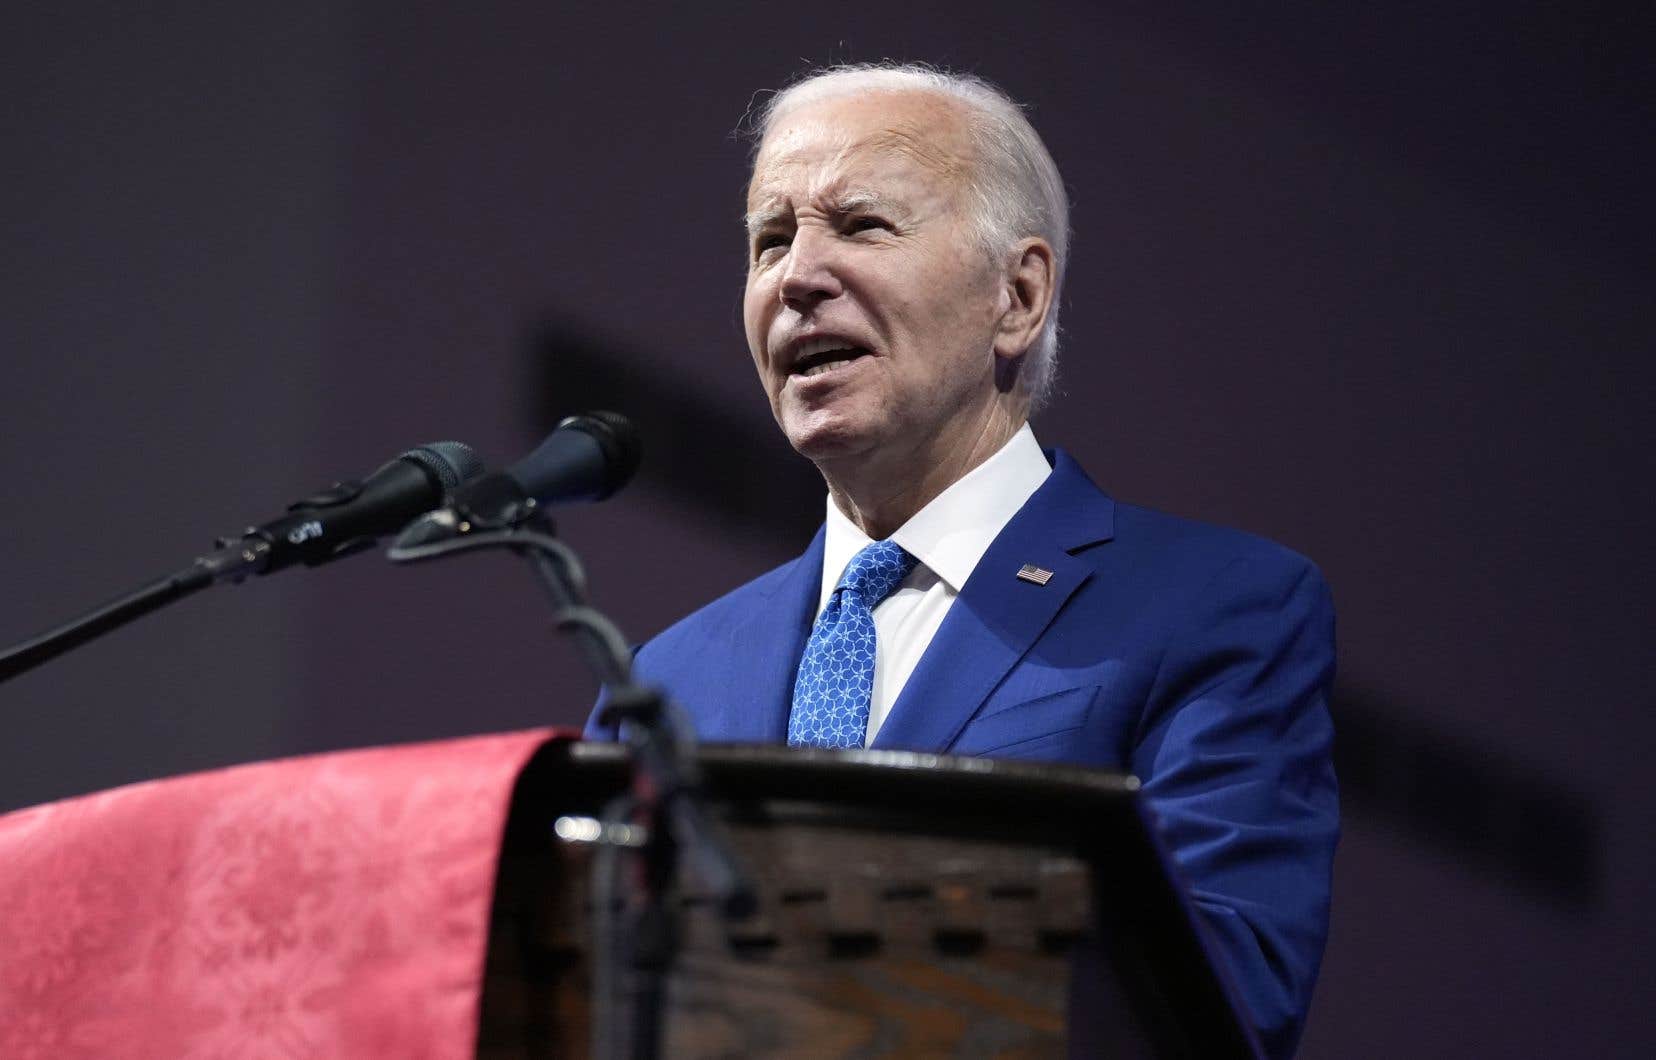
[400,441,485,489]
[507,412,640,504]
[562,411,640,500]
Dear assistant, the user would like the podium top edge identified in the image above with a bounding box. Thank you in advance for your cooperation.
[566,740,1143,802]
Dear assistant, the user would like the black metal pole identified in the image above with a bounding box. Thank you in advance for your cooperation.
[0,543,263,685]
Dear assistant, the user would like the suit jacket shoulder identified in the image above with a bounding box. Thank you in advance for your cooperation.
[585,527,824,743]
[642,543,815,663]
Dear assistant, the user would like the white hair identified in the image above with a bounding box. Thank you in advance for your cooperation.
[749,63,1071,411]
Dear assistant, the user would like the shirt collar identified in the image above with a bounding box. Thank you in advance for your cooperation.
[819,423,1053,611]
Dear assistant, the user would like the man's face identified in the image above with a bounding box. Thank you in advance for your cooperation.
[743,91,1007,466]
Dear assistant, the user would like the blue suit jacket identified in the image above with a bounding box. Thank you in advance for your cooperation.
[590,449,1337,1057]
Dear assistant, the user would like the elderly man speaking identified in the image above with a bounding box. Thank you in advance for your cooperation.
[592,63,1337,1057]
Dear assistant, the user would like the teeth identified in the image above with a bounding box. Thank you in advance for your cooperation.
[800,360,852,377]
[788,335,867,378]
[795,335,857,361]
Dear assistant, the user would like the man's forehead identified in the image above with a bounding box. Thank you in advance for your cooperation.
[746,93,974,207]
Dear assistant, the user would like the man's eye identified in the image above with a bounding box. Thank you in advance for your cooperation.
[754,233,790,258]
[846,215,890,234]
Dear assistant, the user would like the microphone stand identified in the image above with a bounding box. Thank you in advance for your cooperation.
[1,440,481,687]
[0,541,269,686]
[386,510,752,1060]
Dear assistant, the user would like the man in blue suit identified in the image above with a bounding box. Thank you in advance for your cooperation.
[590,64,1337,1057]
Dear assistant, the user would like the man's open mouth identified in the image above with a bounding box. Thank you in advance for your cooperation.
[790,338,870,378]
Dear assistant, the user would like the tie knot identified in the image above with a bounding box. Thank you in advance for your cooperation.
[837,539,918,608]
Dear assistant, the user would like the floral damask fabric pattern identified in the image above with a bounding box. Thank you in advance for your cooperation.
[0,728,557,1059]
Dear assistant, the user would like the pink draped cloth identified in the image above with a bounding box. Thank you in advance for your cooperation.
[0,729,564,1059]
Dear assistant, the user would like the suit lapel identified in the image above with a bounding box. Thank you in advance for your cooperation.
[715,526,824,743]
[870,451,1115,752]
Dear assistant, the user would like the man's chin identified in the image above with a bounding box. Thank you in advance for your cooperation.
[781,413,883,465]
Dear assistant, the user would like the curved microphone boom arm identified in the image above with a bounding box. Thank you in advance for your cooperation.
[385,421,753,1060]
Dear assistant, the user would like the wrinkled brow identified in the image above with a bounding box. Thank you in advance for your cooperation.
[743,199,787,240]
[743,190,903,239]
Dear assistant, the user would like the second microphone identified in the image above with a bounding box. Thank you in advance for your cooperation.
[393,412,641,547]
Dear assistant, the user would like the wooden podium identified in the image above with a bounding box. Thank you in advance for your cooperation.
[481,741,1259,1058]
[0,734,1258,1057]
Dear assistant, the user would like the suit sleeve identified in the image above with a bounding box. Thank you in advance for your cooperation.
[582,686,617,741]
[582,643,648,741]
[1131,552,1338,1059]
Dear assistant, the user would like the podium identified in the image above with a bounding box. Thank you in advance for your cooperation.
[0,733,1259,1057]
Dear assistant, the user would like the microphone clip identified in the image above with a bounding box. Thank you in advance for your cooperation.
[446,474,539,533]
[392,479,540,551]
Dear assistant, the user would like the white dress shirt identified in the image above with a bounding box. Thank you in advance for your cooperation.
[817,423,1053,745]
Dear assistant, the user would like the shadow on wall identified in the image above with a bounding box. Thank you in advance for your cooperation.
[525,320,1600,914]
[1334,685,1597,911]
[530,318,823,547]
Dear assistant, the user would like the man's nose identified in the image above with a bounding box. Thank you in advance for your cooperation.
[779,228,844,310]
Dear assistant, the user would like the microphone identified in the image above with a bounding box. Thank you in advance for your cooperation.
[225,441,486,576]
[393,413,639,546]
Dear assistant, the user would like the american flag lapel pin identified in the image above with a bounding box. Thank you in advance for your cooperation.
[1016,564,1054,586]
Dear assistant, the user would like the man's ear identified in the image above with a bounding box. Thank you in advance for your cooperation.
[993,238,1057,362]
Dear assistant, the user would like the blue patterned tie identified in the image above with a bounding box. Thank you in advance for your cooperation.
[788,539,920,749]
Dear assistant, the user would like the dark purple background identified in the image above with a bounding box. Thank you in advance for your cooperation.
[4,3,1651,1054]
